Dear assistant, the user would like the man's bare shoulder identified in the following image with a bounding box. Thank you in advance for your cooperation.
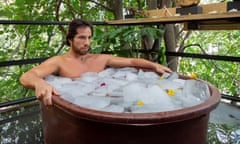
[42,55,63,64]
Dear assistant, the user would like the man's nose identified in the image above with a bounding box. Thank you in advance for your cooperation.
[85,38,90,45]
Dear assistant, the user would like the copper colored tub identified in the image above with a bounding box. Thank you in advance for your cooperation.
[40,80,220,144]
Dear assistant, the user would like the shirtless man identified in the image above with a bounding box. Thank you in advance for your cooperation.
[20,19,172,106]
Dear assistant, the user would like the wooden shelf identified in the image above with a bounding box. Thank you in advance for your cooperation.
[106,12,240,26]
[106,2,240,30]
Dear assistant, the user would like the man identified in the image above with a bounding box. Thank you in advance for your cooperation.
[20,19,172,106]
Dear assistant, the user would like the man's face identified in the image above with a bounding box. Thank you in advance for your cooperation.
[69,27,92,55]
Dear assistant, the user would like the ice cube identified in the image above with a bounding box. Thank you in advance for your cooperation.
[157,79,183,90]
[111,68,138,80]
[109,96,124,105]
[101,104,124,113]
[122,82,146,103]
[98,68,117,78]
[76,72,99,83]
[61,82,90,97]
[138,70,160,80]
[180,94,203,107]
[60,91,76,102]
[45,75,72,89]
[122,83,176,112]
[144,85,172,104]
[165,72,179,80]
[88,86,108,96]
[183,80,210,101]
[118,67,138,73]
[99,78,128,92]
[73,96,111,110]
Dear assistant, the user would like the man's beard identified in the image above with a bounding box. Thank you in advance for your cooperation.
[72,45,91,55]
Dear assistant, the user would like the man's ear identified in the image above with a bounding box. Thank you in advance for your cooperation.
[68,39,73,46]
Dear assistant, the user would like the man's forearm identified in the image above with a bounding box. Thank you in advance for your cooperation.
[131,58,157,71]
[20,72,43,90]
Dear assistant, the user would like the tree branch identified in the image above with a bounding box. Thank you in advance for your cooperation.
[55,0,67,35]
[182,44,240,86]
[88,0,113,12]
[63,0,79,18]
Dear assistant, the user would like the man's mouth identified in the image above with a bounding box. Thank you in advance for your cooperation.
[81,47,89,50]
[84,46,91,51]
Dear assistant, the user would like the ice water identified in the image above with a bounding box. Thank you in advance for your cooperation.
[45,68,211,113]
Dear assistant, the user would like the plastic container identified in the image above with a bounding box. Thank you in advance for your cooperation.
[40,78,220,144]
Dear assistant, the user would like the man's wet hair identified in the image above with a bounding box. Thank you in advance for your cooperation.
[66,19,93,46]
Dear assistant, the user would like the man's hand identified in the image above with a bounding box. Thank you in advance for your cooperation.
[155,64,173,74]
[35,81,61,106]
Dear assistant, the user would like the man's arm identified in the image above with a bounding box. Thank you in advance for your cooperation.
[19,56,61,106]
[105,55,172,74]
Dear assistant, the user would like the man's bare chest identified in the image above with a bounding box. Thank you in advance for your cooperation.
[58,60,106,78]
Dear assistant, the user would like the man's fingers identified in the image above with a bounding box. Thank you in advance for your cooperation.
[53,88,61,96]
[165,67,173,73]
[34,83,58,106]
[47,97,52,105]
[158,65,173,74]
[36,91,44,100]
[43,91,52,106]
[35,88,53,106]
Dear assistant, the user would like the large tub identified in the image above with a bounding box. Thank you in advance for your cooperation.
[40,78,220,144]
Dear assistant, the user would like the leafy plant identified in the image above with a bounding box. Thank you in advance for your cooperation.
[178,30,240,97]
[92,25,164,59]
[208,123,240,144]
[0,0,239,103]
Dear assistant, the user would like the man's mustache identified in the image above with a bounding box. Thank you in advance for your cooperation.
[87,46,91,51]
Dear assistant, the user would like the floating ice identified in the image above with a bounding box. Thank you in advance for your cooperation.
[181,80,210,107]
[75,72,99,83]
[73,96,111,110]
[45,67,211,113]
[101,104,125,113]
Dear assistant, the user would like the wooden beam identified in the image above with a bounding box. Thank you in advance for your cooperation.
[106,12,240,26]
[184,21,240,30]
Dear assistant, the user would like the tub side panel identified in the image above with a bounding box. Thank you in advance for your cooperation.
[41,103,209,144]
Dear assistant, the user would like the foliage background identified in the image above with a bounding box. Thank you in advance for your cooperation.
[0,0,239,103]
